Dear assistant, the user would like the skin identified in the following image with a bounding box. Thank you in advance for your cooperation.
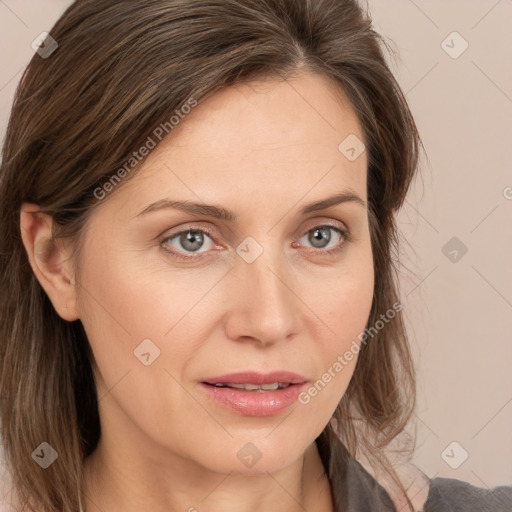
[20,71,374,512]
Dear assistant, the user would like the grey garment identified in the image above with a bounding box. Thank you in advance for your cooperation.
[341,455,512,511]
[344,456,396,511]
[424,477,512,512]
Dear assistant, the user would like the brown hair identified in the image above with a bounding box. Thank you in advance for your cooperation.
[0,0,421,510]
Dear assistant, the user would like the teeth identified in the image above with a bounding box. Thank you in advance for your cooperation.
[212,382,290,391]
[261,383,280,390]
[230,383,260,390]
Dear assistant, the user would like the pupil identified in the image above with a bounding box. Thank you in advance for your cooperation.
[181,230,203,251]
[310,227,330,248]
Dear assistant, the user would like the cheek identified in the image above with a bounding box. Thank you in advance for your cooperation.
[330,276,374,348]
[313,248,374,347]
[301,253,374,408]
[77,240,220,342]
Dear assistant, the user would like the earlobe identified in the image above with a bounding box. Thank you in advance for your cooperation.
[19,202,80,322]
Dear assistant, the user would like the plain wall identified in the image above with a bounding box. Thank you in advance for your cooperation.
[0,0,510,490]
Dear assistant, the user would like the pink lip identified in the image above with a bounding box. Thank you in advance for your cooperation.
[200,382,307,416]
[202,371,307,385]
[199,371,308,416]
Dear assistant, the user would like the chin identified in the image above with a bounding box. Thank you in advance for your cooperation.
[208,436,310,476]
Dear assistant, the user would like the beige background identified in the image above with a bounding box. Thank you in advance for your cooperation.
[0,0,510,490]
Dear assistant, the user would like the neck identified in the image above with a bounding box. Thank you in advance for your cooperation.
[83,437,333,512]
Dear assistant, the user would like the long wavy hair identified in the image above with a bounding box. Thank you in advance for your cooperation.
[0,0,421,510]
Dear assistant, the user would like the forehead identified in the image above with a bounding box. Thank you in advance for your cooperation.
[96,72,368,217]
[162,72,365,165]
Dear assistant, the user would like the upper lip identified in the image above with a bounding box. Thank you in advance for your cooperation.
[202,371,308,385]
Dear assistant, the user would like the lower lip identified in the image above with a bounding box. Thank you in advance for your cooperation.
[199,382,306,416]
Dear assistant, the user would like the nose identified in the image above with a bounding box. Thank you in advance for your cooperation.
[223,245,299,347]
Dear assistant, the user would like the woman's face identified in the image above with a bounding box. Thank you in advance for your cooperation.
[76,72,374,475]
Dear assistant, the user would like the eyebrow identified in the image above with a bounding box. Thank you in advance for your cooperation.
[134,191,367,221]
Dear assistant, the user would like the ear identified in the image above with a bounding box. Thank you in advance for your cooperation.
[19,202,80,322]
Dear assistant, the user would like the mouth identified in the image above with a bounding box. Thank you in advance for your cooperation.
[199,371,308,416]
[203,381,294,392]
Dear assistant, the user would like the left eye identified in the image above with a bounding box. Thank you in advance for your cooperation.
[298,225,346,250]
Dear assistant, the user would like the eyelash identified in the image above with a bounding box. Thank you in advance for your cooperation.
[160,224,352,261]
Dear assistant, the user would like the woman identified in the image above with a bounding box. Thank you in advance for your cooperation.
[0,1,510,511]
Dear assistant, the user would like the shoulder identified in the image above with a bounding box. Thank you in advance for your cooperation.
[340,455,512,512]
[424,476,512,512]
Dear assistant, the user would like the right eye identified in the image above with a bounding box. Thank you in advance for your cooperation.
[161,228,217,260]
